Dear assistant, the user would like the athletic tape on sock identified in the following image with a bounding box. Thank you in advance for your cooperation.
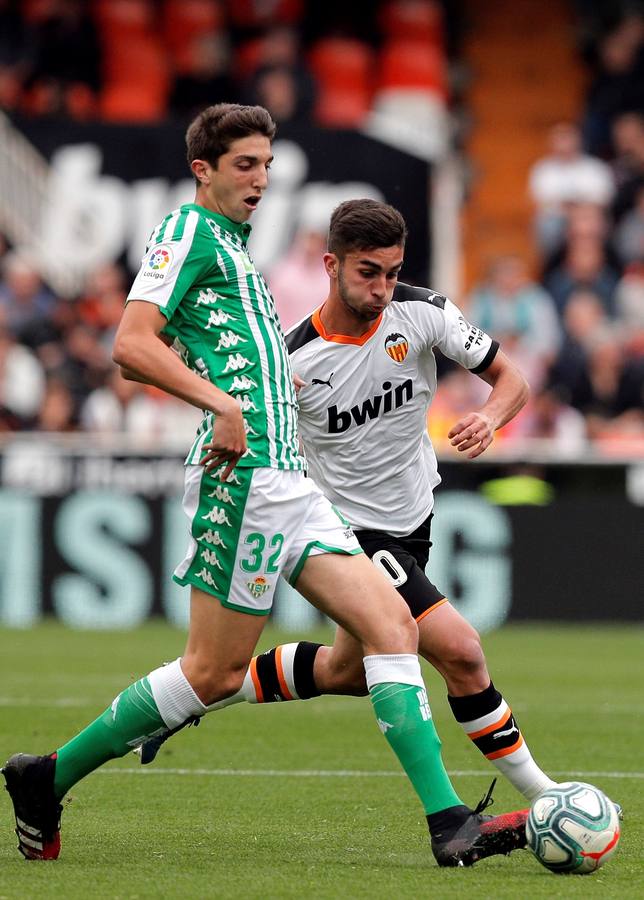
[363,654,425,691]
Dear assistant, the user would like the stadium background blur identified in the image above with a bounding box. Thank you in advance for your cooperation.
[0,0,642,631]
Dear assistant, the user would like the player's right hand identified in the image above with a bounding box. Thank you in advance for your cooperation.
[200,399,247,481]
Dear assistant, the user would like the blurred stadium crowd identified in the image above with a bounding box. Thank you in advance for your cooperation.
[0,0,642,454]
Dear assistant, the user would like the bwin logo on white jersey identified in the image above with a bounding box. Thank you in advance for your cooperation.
[224,353,252,372]
[327,379,413,433]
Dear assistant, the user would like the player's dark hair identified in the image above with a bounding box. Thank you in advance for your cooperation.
[328,199,408,257]
[186,103,276,180]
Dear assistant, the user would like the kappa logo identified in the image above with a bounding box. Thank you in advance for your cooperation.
[216,331,247,351]
[224,352,252,373]
[384,332,409,363]
[377,718,394,734]
[228,375,258,393]
[311,372,333,388]
[327,379,413,433]
[208,484,237,505]
[202,506,232,526]
[238,395,258,412]
[200,547,224,569]
[203,528,228,548]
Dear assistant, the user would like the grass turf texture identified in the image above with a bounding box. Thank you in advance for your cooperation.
[0,622,642,899]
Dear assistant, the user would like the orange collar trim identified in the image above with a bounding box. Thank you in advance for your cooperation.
[311,308,383,346]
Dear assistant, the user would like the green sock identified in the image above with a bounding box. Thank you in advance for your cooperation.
[53,677,165,799]
[370,682,462,815]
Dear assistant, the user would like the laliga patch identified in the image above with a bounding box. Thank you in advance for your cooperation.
[384,332,409,363]
[142,244,173,281]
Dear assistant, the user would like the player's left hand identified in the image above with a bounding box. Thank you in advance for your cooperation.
[448,411,496,459]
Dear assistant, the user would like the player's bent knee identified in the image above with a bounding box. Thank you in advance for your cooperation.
[182,656,248,705]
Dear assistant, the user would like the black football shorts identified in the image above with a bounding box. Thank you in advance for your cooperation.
[353,513,446,622]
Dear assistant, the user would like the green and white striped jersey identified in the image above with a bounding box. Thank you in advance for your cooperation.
[126,203,304,471]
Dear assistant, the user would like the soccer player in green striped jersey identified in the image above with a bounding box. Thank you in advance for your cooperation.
[2,104,527,867]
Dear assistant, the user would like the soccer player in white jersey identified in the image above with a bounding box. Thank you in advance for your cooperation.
[2,108,528,868]
[159,199,560,806]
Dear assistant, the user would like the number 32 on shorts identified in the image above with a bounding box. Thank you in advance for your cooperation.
[240,532,284,574]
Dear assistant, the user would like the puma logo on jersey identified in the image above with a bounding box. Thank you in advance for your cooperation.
[311,373,333,388]
[327,379,413,433]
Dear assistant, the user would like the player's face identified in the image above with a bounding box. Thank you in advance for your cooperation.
[193,134,273,223]
[334,246,404,321]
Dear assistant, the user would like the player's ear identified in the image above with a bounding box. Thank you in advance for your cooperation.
[191,158,210,185]
[323,252,338,278]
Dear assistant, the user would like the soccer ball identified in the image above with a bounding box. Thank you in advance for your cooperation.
[526,782,620,874]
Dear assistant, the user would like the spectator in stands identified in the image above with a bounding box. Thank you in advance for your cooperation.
[55,322,111,408]
[268,226,329,329]
[35,374,77,432]
[614,182,644,264]
[248,63,314,125]
[518,386,588,457]
[81,369,160,437]
[610,111,644,224]
[169,34,237,119]
[467,255,562,390]
[0,312,45,429]
[241,25,316,123]
[543,235,620,317]
[23,0,101,116]
[77,262,129,353]
[0,0,34,111]
[548,288,609,408]
[582,13,644,156]
[0,251,56,336]
[614,261,644,344]
[528,122,614,253]
[81,368,201,445]
[582,328,644,438]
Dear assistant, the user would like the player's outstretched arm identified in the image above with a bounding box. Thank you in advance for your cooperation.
[448,350,529,459]
[113,300,247,477]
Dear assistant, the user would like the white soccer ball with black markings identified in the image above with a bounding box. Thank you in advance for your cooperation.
[526,782,620,874]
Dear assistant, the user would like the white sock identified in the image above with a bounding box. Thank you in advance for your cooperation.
[147,658,207,729]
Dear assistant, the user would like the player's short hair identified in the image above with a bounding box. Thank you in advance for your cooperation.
[185,103,276,178]
[328,199,408,258]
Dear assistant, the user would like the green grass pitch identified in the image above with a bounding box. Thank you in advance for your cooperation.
[0,621,642,899]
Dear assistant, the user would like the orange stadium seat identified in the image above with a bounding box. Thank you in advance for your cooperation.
[379,0,445,46]
[225,0,303,29]
[308,37,374,91]
[93,0,155,38]
[377,38,447,98]
[163,0,226,72]
[102,34,169,88]
[308,38,375,128]
[314,84,372,128]
[99,83,167,123]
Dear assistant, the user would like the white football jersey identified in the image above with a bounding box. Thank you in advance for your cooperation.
[286,283,499,536]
